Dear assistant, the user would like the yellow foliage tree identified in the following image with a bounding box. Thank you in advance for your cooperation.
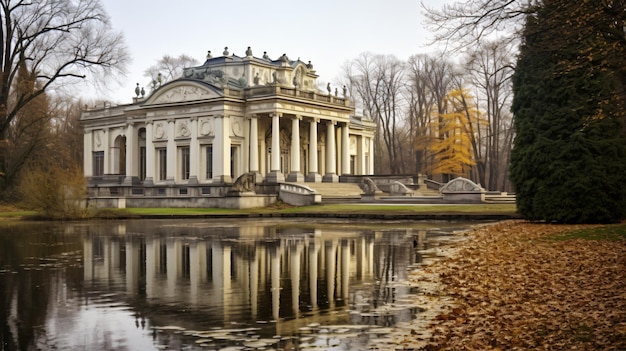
[428,88,485,178]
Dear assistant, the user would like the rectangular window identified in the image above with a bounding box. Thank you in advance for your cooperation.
[157,148,167,181]
[139,147,146,181]
[205,145,213,179]
[93,151,104,176]
[180,146,190,180]
[230,146,238,178]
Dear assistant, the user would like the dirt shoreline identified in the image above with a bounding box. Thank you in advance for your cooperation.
[377,220,626,350]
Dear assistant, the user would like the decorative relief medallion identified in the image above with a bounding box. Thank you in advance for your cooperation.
[154,123,166,140]
[350,136,357,151]
[231,117,243,137]
[199,119,214,136]
[176,120,191,138]
[95,130,102,147]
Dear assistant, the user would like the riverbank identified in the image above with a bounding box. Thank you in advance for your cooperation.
[0,203,520,221]
[384,220,626,350]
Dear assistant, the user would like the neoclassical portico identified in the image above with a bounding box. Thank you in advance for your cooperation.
[81,47,375,205]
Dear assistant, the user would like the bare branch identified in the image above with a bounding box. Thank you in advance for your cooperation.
[421,0,538,51]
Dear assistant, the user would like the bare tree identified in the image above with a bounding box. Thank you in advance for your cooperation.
[0,0,128,192]
[422,1,532,189]
[464,39,515,191]
[343,53,407,174]
[406,54,456,176]
[144,54,199,92]
[50,95,85,168]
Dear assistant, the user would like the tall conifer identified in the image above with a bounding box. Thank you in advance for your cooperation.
[510,0,626,223]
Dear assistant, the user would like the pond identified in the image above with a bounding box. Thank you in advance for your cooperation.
[0,218,477,350]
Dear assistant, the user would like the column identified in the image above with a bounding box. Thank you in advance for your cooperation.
[123,123,135,185]
[336,125,341,176]
[189,117,199,184]
[166,119,176,183]
[83,131,93,177]
[341,123,350,175]
[145,122,155,185]
[213,115,232,183]
[249,115,262,180]
[266,113,285,183]
[357,135,365,176]
[102,129,110,174]
[323,121,338,182]
[287,116,304,182]
[368,137,375,174]
[306,118,321,182]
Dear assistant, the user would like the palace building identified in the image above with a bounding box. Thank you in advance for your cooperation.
[81,47,376,208]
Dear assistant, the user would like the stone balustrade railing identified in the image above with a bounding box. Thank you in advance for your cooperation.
[244,86,349,107]
[279,183,321,206]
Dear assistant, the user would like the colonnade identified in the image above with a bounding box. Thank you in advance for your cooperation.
[84,113,375,185]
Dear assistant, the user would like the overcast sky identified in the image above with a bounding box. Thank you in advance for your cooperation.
[95,0,452,104]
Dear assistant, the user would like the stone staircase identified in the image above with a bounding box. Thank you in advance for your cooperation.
[483,192,517,204]
[289,182,364,203]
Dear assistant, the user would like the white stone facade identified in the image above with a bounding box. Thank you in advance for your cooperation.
[81,49,375,204]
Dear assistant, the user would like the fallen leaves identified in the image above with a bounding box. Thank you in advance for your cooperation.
[418,220,626,350]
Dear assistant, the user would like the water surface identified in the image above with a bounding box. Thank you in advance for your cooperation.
[0,218,476,350]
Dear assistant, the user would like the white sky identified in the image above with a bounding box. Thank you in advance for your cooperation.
[93,0,452,104]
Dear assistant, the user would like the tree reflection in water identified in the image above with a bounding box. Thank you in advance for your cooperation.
[0,219,476,350]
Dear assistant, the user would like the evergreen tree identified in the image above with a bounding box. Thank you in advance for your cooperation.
[510,0,626,223]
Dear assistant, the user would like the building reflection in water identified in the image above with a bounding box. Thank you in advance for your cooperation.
[0,219,468,350]
[81,220,437,335]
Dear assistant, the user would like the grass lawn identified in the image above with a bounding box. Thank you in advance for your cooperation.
[0,203,518,219]
[120,203,518,216]
[0,204,37,219]
[0,209,37,218]
[552,223,626,241]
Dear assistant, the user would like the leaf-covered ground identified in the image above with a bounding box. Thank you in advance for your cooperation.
[389,220,626,350]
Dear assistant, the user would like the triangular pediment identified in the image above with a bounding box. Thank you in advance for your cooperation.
[146,80,222,105]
